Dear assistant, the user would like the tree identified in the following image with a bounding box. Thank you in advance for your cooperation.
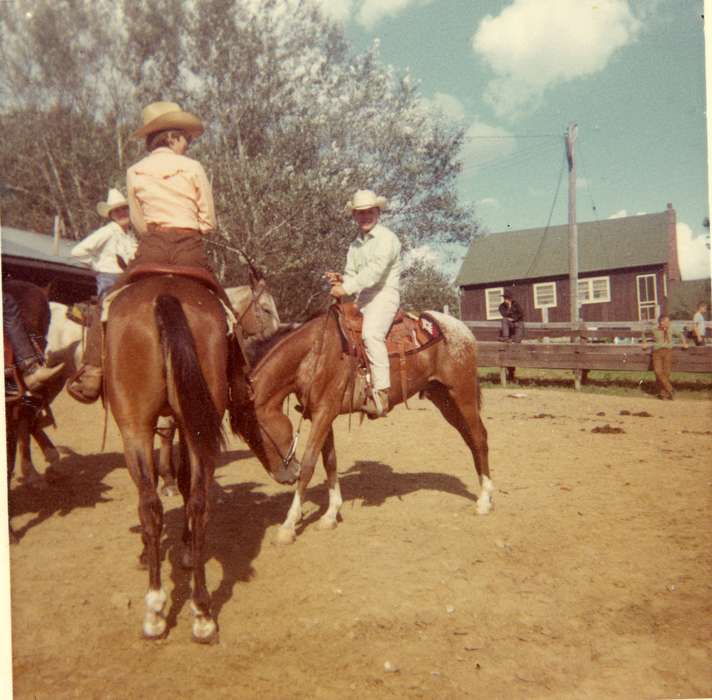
[400,259,460,316]
[0,0,479,320]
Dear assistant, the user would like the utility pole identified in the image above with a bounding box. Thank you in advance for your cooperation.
[565,123,578,324]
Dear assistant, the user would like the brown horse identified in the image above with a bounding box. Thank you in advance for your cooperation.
[154,280,282,495]
[4,280,53,542]
[232,303,494,545]
[104,271,297,643]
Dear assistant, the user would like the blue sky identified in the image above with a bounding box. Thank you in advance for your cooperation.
[314,0,710,280]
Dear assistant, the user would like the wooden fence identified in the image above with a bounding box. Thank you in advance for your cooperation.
[464,321,712,389]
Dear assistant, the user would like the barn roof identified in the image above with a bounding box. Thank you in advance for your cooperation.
[456,210,670,286]
[1,226,86,267]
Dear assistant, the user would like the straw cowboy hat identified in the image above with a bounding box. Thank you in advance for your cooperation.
[346,189,387,212]
[130,101,204,139]
[96,188,129,218]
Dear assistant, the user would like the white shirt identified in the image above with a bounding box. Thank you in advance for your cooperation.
[693,311,705,337]
[70,221,138,274]
[342,223,402,296]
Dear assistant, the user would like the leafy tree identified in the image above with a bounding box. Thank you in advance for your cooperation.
[0,0,479,320]
[400,258,460,316]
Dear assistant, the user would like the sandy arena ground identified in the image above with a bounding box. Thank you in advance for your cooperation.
[6,386,712,699]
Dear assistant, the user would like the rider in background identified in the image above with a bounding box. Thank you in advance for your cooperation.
[70,188,137,298]
[3,291,64,395]
[326,189,401,418]
[67,100,230,403]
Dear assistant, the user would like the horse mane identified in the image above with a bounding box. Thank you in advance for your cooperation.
[247,309,329,368]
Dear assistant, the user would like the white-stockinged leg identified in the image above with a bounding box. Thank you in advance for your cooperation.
[476,475,495,515]
[316,483,342,530]
[190,601,218,643]
[143,588,167,639]
[275,490,303,545]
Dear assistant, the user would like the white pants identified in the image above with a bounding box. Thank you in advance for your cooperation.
[359,286,400,391]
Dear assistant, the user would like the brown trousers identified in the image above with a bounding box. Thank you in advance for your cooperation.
[652,347,673,397]
[82,227,218,366]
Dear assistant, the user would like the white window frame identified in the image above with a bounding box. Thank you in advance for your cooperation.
[636,273,658,321]
[485,287,504,320]
[577,276,611,304]
[533,282,557,309]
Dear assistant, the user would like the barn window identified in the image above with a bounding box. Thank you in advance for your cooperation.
[577,276,610,304]
[534,282,557,309]
[485,287,504,319]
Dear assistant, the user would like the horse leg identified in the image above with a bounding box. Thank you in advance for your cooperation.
[16,409,45,489]
[176,429,193,569]
[275,415,335,545]
[183,440,218,644]
[315,427,342,531]
[31,427,60,465]
[6,410,19,544]
[157,417,178,497]
[122,431,167,639]
[425,382,494,514]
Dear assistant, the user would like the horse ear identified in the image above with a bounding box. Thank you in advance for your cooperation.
[248,264,264,288]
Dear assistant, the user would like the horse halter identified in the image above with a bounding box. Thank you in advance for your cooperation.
[235,282,269,338]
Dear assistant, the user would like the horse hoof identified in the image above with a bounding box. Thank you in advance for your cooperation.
[476,498,493,515]
[192,624,219,645]
[275,527,296,545]
[142,619,167,640]
[44,447,61,463]
[21,474,47,490]
[315,517,337,531]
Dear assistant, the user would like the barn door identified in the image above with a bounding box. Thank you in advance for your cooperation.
[636,274,658,320]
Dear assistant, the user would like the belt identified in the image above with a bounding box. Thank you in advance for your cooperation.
[146,224,201,236]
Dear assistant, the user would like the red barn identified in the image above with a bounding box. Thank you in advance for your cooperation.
[456,204,681,324]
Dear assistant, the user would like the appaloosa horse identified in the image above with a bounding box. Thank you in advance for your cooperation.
[232,302,494,545]
[103,269,296,643]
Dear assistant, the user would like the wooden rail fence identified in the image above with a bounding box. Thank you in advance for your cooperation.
[464,321,712,389]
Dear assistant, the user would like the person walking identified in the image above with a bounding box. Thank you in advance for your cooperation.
[326,189,401,418]
[68,100,230,403]
[70,189,137,298]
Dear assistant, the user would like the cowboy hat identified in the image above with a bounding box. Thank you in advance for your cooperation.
[346,189,387,212]
[130,101,204,139]
[96,188,129,218]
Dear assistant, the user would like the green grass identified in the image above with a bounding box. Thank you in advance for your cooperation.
[478,367,712,400]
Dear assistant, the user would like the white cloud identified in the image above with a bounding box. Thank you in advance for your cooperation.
[472,0,641,118]
[356,0,433,30]
[677,222,711,281]
[461,120,516,170]
[313,0,354,23]
[404,244,441,267]
[422,92,466,122]
[476,197,500,208]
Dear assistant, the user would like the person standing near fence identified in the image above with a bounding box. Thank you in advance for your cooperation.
[691,301,707,346]
[642,313,688,400]
[70,189,138,298]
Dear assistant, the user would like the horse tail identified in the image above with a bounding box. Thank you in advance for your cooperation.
[154,294,224,464]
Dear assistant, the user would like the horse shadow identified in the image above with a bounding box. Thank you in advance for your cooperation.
[8,447,124,543]
[157,457,478,629]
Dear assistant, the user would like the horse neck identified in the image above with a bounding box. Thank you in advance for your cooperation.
[251,313,335,405]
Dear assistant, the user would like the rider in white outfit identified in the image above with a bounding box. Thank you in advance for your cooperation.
[326,189,401,417]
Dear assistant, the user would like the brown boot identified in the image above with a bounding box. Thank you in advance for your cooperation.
[363,388,389,418]
[67,365,103,403]
[22,362,66,393]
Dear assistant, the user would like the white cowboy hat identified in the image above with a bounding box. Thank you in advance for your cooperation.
[96,188,129,218]
[130,101,204,139]
[346,189,387,212]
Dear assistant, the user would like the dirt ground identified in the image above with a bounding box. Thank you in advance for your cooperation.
[6,386,712,700]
